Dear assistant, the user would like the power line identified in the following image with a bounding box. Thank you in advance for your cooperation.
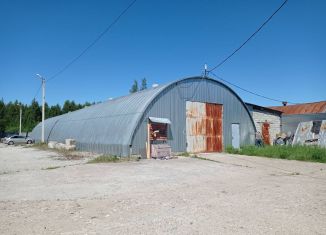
[209,71,296,104]
[209,0,288,72]
[47,0,137,82]
[32,84,42,102]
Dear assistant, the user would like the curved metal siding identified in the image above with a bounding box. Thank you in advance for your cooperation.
[31,115,63,142]
[132,78,255,155]
[31,76,255,156]
[30,86,167,156]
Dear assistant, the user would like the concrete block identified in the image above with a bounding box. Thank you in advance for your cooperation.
[48,141,58,149]
[64,145,76,151]
[65,139,76,146]
[55,143,66,150]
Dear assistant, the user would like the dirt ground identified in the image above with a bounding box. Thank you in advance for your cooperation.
[0,143,325,235]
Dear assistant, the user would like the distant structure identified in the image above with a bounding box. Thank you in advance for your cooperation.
[269,101,326,134]
[246,103,282,145]
[269,101,326,115]
[31,77,256,157]
[244,101,326,144]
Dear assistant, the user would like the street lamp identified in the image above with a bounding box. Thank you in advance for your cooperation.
[36,74,46,143]
[17,103,22,135]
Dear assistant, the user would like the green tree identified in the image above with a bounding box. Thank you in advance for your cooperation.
[62,100,71,114]
[129,80,139,93]
[140,78,147,91]
[63,100,82,113]
[3,101,20,132]
[70,101,77,111]
[49,104,62,117]
[0,99,6,134]
[23,99,41,132]
[77,103,83,110]
[44,102,50,119]
[0,99,91,133]
[84,102,92,107]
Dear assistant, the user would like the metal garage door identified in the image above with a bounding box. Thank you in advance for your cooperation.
[186,101,223,152]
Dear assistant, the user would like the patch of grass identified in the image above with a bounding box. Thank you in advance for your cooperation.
[32,143,88,160]
[32,143,141,162]
[88,155,120,163]
[177,152,190,157]
[226,145,326,163]
[31,142,48,150]
[56,149,84,160]
[87,155,139,164]
[43,166,60,170]
[87,155,140,163]
[226,146,240,154]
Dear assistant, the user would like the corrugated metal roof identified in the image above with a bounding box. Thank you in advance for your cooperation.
[31,84,169,154]
[269,101,326,115]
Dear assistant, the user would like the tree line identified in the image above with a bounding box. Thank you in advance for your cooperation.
[0,79,148,135]
[0,99,93,134]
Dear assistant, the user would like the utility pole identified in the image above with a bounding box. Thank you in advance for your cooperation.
[17,103,22,135]
[36,74,46,143]
[204,64,208,78]
[19,105,22,135]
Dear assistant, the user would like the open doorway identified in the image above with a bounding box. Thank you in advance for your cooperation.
[146,117,171,159]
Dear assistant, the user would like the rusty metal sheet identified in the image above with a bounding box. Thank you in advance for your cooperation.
[206,103,223,152]
[269,101,326,115]
[186,136,207,152]
[318,121,326,147]
[186,102,206,152]
[186,101,222,153]
[293,121,314,145]
[293,120,326,147]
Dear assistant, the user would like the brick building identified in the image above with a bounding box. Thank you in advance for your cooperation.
[246,103,282,145]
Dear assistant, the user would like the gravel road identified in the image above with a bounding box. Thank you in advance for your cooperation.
[0,143,325,234]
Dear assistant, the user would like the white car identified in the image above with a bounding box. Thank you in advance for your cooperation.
[4,135,34,145]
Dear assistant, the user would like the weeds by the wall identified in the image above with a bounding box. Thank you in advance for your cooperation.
[88,155,120,163]
[31,143,90,160]
[87,155,139,164]
[31,142,48,150]
[226,145,326,163]
[177,152,190,157]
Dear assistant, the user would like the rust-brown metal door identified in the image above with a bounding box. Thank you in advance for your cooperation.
[186,101,206,152]
[206,103,223,152]
[262,122,270,145]
[186,102,223,152]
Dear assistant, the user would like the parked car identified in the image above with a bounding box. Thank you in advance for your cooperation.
[3,135,34,145]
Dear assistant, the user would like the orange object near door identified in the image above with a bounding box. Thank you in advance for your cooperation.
[262,121,270,145]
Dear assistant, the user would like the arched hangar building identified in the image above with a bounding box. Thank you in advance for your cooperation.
[31,77,256,157]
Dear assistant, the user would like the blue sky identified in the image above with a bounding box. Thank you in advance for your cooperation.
[1,0,325,107]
